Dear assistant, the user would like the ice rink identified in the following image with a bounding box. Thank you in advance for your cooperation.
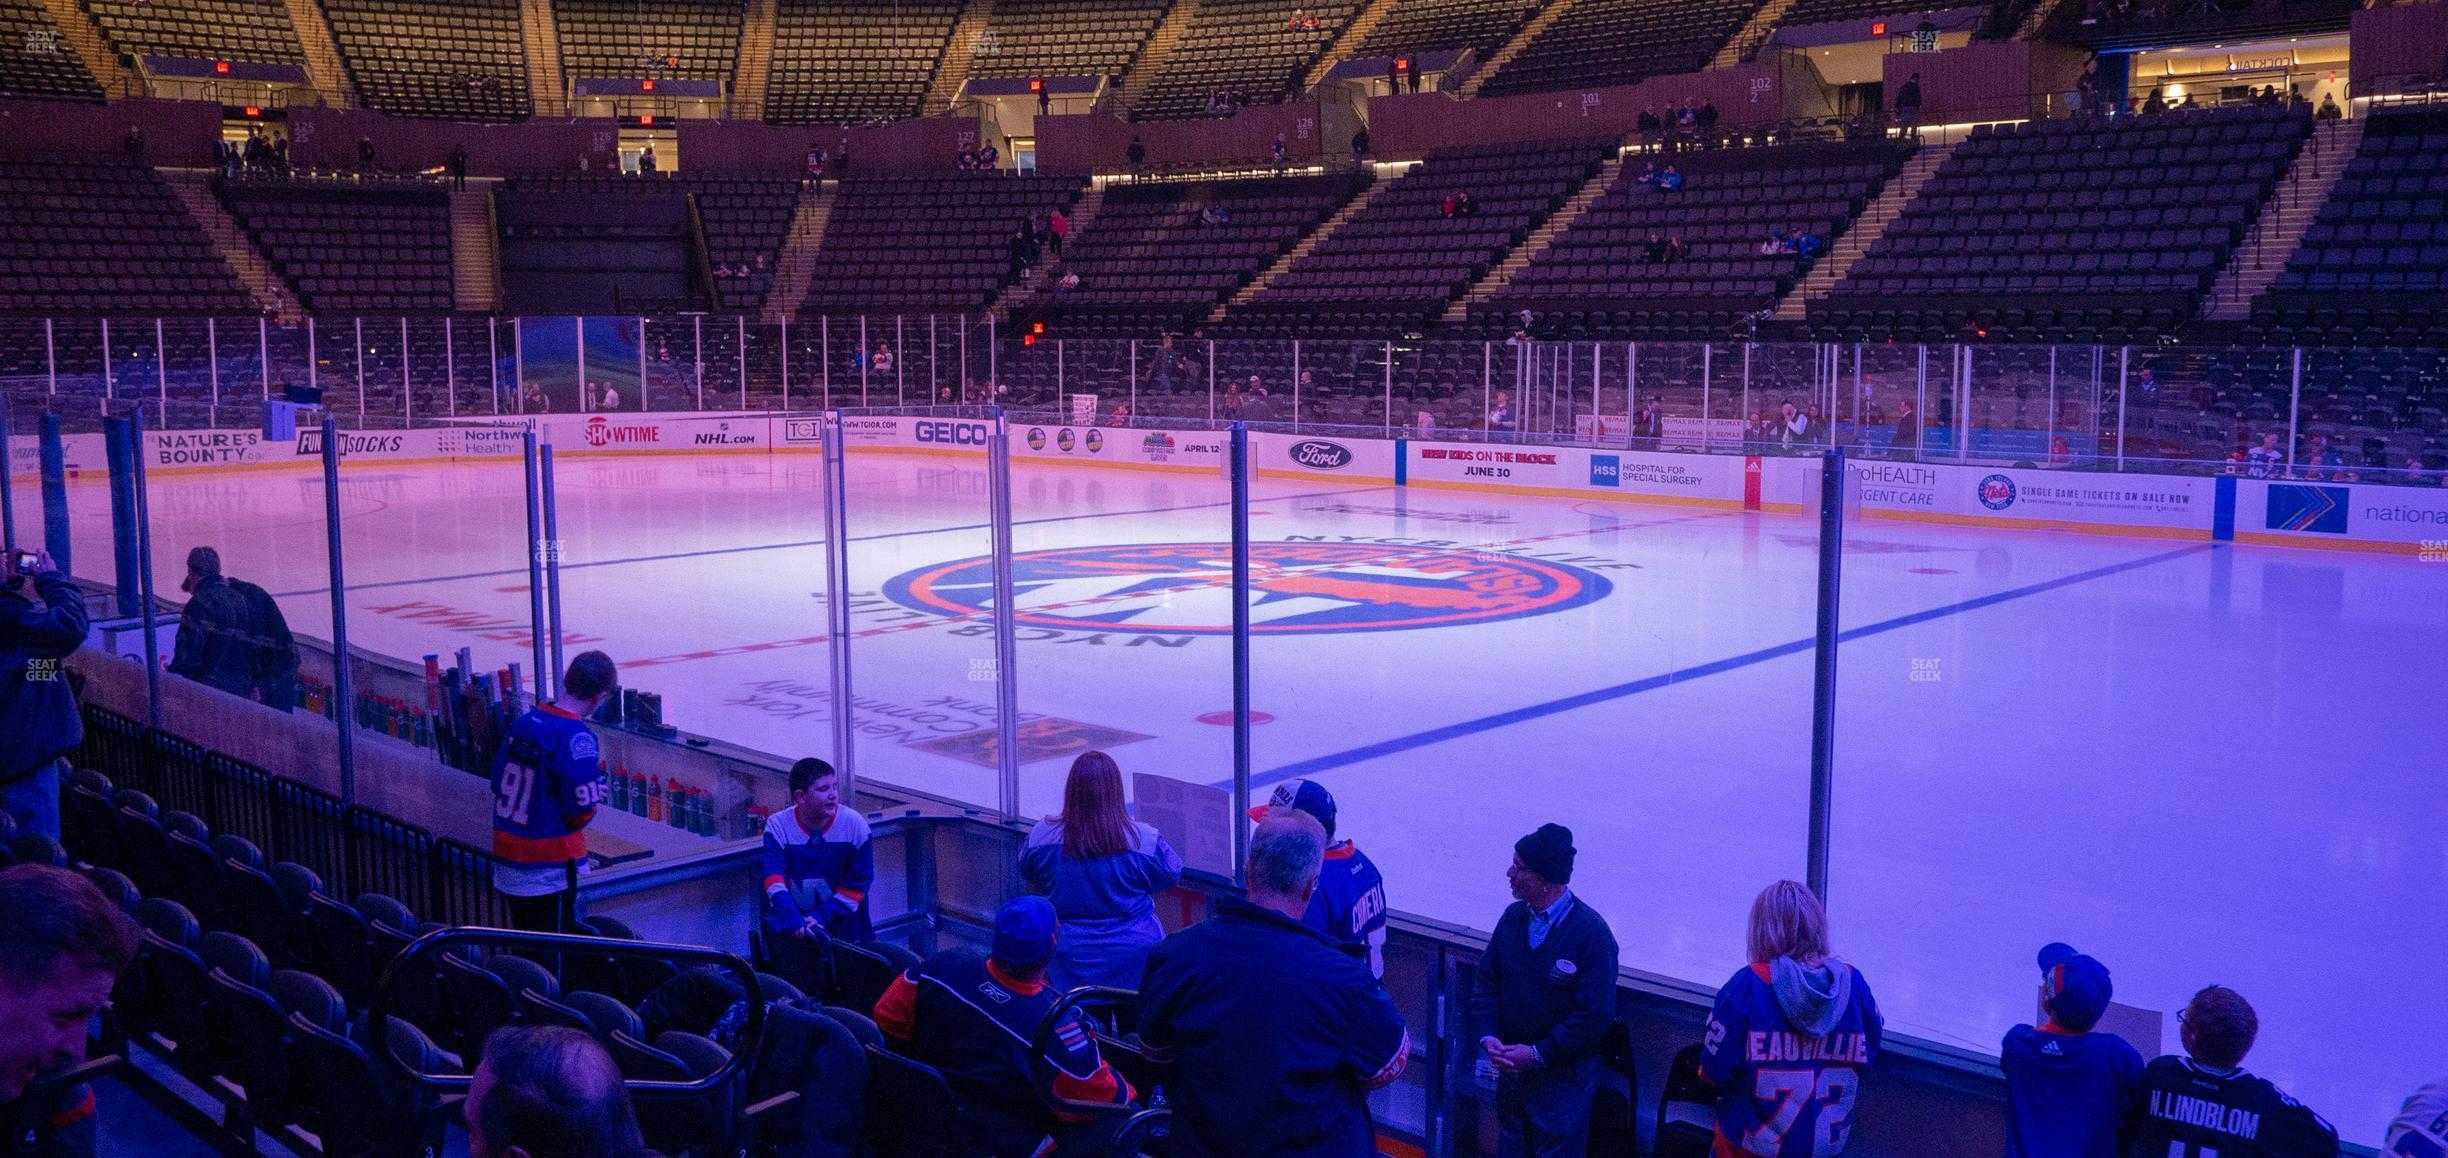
[62,437,2448,1147]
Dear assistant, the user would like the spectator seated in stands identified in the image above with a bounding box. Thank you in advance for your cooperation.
[467,1026,652,1158]
[872,896,1135,1156]
[2132,986,2337,1157]
[1021,751,1183,991]
[1662,235,1689,264]
[1658,166,1683,192]
[1636,161,1660,187]
[761,756,874,950]
[2002,942,2144,1158]
[1642,234,1668,264]
[1055,270,1081,293]
[1794,229,1825,261]
[0,865,137,1124]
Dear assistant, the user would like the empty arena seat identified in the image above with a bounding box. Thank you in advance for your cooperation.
[85,0,305,66]
[1023,171,1369,334]
[1130,0,1363,121]
[1355,0,1546,59]
[765,0,962,125]
[1474,0,1762,99]
[1817,104,2311,341]
[0,0,107,99]
[508,171,801,314]
[2252,108,2448,345]
[555,0,743,83]
[321,0,531,121]
[1222,136,1616,337]
[1487,141,1907,338]
[802,172,1085,317]
[964,0,1170,84]
[217,180,456,314]
[0,158,254,315]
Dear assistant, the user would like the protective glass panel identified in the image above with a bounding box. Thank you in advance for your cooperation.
[328,416,536,797]
[1828,360,2448,1153]
[1006,406,1237,859]
[138,399,332,769]
[105,319,167,427]
[1251,369,1818,1000]
[534,411,826,855]
[835,406,1004,810]
[52,320,108,408]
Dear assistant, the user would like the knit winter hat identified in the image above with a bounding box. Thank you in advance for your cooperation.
[1515,823,1576,885]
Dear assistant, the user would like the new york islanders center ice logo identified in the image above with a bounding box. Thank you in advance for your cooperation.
[884,542,1609,635]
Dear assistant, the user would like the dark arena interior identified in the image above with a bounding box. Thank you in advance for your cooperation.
[0,0,2443,1155]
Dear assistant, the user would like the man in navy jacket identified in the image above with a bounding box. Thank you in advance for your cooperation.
[1,550,87,841]
[1139,811,1410,1157]
[1471,823,1619,1157]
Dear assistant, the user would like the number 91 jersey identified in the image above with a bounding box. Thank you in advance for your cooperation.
[1699,960,1883,1158]
[490,704,606,865]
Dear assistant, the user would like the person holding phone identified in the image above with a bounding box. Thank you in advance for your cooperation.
[1,549,89,841]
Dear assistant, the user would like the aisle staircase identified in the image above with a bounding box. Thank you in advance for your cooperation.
[450,186,501,313]
[1110,0,1204,116]
[1456,0,1577,98]
[2204,117,2363,320]
[1211,170,1385,322]
[158,169,300,322]
[732,0,777,121]
[1712,0,1801,68]
[762,181,837,324]
[992,182,1107,323]
[1770,140,1956,321]
[1301,0,1400,90]
[1442,153,1626,322]
[279,0,357,107]
[31,0,120,95]
[925,0,996,113]
[518,0,569,117]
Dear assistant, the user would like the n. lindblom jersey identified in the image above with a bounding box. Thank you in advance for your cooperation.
[488,704,605,890]
[2389,1077,2448,1158]
[2131,1056,2338,1158]
[1699,962,1883,1158]
[1305,841,1388,977]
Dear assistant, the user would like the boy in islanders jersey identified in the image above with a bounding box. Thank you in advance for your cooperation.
[2001,942,2144,1157]
[489,650,618,934]
[1248,778,1388,977]
[760,757,874,942]
[1698,880,1882,1158]
[2131,985,2336,1158]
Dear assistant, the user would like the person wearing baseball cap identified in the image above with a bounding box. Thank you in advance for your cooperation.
[2002,942,2145,1157]
[167,545,256,698]
[872,896,1132,1155]
[1250,779,1389,978]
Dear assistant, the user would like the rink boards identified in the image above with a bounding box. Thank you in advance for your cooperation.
[11,411,2445,554]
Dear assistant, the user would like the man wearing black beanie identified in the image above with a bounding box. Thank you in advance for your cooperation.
[1468,823,1619,1156]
